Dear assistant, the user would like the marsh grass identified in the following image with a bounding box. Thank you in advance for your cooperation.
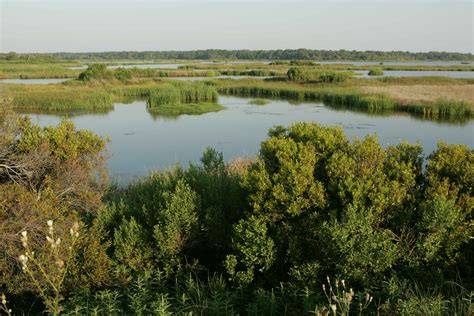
[0,62,81,79]
[10,88,114,111]
[147,82,218,107]
[216,79,472,116]
[8,80,223,116]
[147,102,224,117]
[402,99,472,116]
[217,79,396,111]
[5,76,473,118]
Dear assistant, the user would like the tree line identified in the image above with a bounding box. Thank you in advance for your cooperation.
[1,49,473,61]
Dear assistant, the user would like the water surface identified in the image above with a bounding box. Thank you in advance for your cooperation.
[316,61,473,67]
[22,96,473,183]
[355,70,474,79]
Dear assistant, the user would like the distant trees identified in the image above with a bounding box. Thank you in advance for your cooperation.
[5,49,471,62]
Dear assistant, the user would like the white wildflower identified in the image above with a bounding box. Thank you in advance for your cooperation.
[19,254,28,267]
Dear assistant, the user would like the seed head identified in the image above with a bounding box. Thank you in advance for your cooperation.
[56,259,64,269]
[1,293,6,305]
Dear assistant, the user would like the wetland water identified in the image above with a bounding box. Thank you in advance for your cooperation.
[355,70,474,79]
[20,96,473,183]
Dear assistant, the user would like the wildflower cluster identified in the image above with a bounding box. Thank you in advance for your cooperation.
[317,276,372,316]
[18,220,80,316]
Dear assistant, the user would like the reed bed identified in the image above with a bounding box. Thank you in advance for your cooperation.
[147,82,218,107]
[11,88,114,111]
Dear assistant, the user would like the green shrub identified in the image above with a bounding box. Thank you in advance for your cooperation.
[78,64,112,81]
[368,68,384,76]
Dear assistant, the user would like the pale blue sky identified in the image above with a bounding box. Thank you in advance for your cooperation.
[1,0,472,53]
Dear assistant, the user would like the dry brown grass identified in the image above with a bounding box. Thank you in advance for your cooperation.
[226,158,253,176]
[362,84,474,106]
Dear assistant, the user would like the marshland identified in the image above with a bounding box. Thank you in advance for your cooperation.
[1,0,474,314]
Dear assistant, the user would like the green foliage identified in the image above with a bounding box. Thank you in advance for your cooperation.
[113,68,133,81]
[287,67,353,83]
[78,64,133,82]
[4,117,473,315]
[78,64,112,81]
[152,180,199,262]
[225,216,275,284]
[368,68,384,76]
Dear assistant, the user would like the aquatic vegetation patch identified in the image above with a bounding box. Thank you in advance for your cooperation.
[147,82,218,107]
[248,99,270,105]
[147,102,224,117]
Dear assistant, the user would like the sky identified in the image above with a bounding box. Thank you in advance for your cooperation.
[1,0,473,53]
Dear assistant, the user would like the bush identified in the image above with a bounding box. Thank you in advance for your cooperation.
[78,64,112,81]
[368,68,384,76]
[4,117,473,315]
